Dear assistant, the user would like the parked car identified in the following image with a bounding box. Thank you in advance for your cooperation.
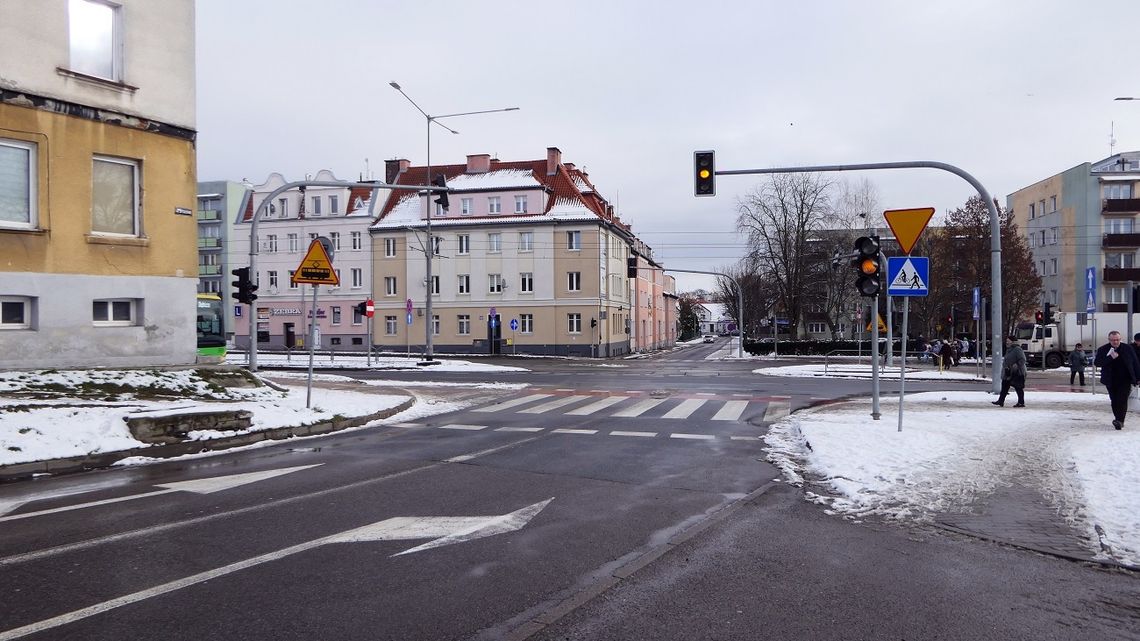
[703,335,715,343]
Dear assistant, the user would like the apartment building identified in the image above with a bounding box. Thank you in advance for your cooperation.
[372,147,665,357]
[0,0,199,368]
[228,171,382,351]
[629,240,677,351]
[197,182,249,305]
[1008,151,1140,314]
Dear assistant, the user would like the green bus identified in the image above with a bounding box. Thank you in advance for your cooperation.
[196,293,226,363]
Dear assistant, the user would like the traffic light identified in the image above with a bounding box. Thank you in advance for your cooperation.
[1035,310,1044,324]
[1043,302,1053,324]
[431,174,449,210]
[231,267,258,305]
[627,256,637,278]
[946,311,954,328]
[354,301,367,317]
[591,318,597,328]
[851,236,881,297]
[694,150,715,197]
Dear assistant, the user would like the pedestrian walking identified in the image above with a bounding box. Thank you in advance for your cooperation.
[992,336,1027,407]
[1068,342,1086,386]
[1093,330,1140,430]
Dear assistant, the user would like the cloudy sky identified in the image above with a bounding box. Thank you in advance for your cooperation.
[196,0,1140,293]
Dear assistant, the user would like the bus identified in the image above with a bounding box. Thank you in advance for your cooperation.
[196,293,226,363]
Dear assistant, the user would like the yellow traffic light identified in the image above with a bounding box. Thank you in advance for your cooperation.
[859,258,879,275]
[694,150,715,196]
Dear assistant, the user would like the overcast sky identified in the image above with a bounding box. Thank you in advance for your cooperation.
[196,0,1140,293]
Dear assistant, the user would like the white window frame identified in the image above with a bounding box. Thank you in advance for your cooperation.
[331,306,341,325]
[489,273,504,294]
[266,234,278,253]
[68,0,122,81]
[91,155,140,236]
[458,234,470,255]
[488,233,502,253]
[0,139,37,230]
[351,268,363,288]
[330,195,339,214]
[515,195,528,214]
[289,271,299,290]
[0,297,31,330]
[312,196,322,216]
[1105,218,1134,234]
[458,274,471,295]
[808,322,827,333]
[568,313,582,334]
[92,298,135,326]
[288,233,299,252]
[488,196,501,214]
[385,316,397,335]
[519,231,533,252]
[279,198,289,218]
[567,271,581,292]
[384,237,397,257]
[1050,195,1057,212]
[1029,203,1035,219]
[431,275,440,296]
[351,231,362,250]
[432,236,442,256]
[520,272,533,293]
[1106,286,1127,304]
[1106,253,1135,269]
[268,271,279,290]
[461,198,473,215]
[567,230,581,250]
[385,276,397,296]
[330,232,340,250]
[458,315,471,335]
[520,313,533,334]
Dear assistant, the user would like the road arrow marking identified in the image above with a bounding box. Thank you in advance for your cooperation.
[0,465,321,523]
[0,498,554,641]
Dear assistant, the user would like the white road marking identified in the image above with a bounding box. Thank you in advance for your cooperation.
[438,424,487,431]
[730,436,761,441]
[566,396,625,416]
[444,437,542,463]
[610,431,657,438]
[589,389,608,393]
[712,401,749,421]
[0,499,554,641]
[555,388,576,392]
[520,395,587,414]
[670,433,716,440]
[552,429,598,435]
[494,427,544,432]
[663,399,707,419]
[613,397,667,417]
[696,392,717,397]
[473,394,551,413]
[392,422,423,428]
[762,401,791,422]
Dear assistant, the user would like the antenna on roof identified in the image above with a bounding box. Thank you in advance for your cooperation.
[1110,121,1116,156]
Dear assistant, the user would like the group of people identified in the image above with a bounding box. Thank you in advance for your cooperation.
[915,336,970,367]
[993,331,1137,430]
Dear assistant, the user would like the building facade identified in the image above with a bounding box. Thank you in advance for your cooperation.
[371,147,665,357]
[1008,151,1140,315]
[0,0,199,368]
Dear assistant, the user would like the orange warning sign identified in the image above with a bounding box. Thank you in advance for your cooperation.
[883,207,935,255]
[291,239,339,286]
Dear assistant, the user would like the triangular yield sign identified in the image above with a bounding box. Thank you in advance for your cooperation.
[883,207,935,255]
[292,239,339,286]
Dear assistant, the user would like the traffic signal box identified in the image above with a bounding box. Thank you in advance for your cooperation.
[627,256,637,278]
[231,267,258,305]
[851,236,882,297]
[431,174,449,210]
[694,151,715,197]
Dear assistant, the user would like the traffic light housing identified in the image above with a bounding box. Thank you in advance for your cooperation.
[431,174,449,210]
[590,318,597,328]
[1035,310,1044,324]
[694,150,715,197]
[851,236,881,297]
[354,301,367,317]
[627,256,637,278]
[231,267,258,305]
[1043,302,1053,324]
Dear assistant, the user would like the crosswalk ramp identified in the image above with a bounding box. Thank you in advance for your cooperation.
[471,393,785,422]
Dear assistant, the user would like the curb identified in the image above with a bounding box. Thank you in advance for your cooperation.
[0,396,415,483]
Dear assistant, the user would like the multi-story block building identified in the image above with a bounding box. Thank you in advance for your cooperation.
[1008,151,1140,314]
[372,147,667,357]
[0,0,199,368]
[196,181,249,306]
[229,171,382,351]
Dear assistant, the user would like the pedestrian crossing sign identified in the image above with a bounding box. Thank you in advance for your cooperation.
[886,256,929,297]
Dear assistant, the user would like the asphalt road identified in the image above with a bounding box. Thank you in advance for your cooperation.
[1,340,1135,640]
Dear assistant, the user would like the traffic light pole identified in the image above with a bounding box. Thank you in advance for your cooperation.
[871,294,881,420]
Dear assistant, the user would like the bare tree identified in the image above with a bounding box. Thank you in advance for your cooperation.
[736,173,834,338]
[713,266,778,338]
[818,179,881,338]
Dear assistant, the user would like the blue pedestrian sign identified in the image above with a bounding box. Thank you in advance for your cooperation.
[886,256,929,297]
[972,287,980,320]
[1085,267,1096,313]
[510,318,519,331]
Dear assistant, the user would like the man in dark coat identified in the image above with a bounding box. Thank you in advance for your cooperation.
[1093,330,1140,430]
[992,336,1026,407]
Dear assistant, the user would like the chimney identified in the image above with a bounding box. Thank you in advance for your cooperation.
[547,147,562,176]
[467,154,492,173]
[385,158,410,183]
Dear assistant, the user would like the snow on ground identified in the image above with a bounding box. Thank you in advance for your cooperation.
[264,371,529,391]
[228,353,530,372]
[765,391,1140,566]
[756,362,988,381]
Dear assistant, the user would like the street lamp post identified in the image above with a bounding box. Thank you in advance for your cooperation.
[389,82,519,363]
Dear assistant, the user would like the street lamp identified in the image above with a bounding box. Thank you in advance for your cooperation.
[389,81,519,363]
[1114,97,1137,101]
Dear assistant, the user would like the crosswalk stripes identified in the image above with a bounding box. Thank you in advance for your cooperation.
[468,392,780,422]
[473,394,552,413]
[662,398,707,419]
[520,395,587,414]
[712,401,748,421]
[566,396,625,416]
[612,397,667,418]
[762,401,791,423]
[395,422,761,444]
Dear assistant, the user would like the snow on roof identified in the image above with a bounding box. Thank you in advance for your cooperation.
[449,169,541,190]
[572,174,593,193]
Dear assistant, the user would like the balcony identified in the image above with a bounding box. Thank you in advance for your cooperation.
[197,237,221,249]
[1102,267,1140,282]
[1102,233,1140,248]
[1103,198,1140,214]
[197,209,221,221]
[198,265,220,276]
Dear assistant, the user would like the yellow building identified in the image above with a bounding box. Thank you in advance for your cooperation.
[0,0,198,368]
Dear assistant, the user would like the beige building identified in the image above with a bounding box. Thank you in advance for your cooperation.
[371,148,668,357]
[0,0,199,368]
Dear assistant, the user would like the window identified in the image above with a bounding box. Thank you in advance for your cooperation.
[1050,195,1057,212]
[91,156,139,236]
[1106,218,1135,234]
[69,0,120,81]
[1038,200,1046,216]
[1049,228,1058,245]
[1048,258,1057,276]
[461,198,473,215]
[1029,203,1035,219]
[458,234,470,255]
[458,274,470,294]
[567,271,581,291]
[0,139,36,229]
[351,231,362,250]
[488,197,501,214]
[520,313,533,334]
[431,275,440,295]
[332,306,341,325]
[432,236,442,256]
[1038,230,1046,246]
[515,195,528,214]
[279,198,289,218]
[1107,287,1127,304]
[520,272,533,293]
[567,231,581,250]
[312,196,322,216]
[353,305,363,324]
[385,276,397,296]
[332,269,341,289]
[808,322,827,333]
[351,268,363,288]
[1106,253,1135,269]
[288,271,299,290]
[268,271,279,290]
[519,231,533,252]
[385,316,397,335]
[432,315,440,335]
[435,202,446,217]
[266,234,278,253]
[1,297,31,329]
[489,274,504,293]
[330,232,340,250]
[330,337,341,346]
[458,315,471,335]
[568,313,582,333]
[330,195,339,214]
[309,232,318,242]
[1028,233,1035,248]
[1104,183,1134,199]
[488,233,502,253]
[384,237,397,257]
[92,299,134,326]
[288,233,299,252]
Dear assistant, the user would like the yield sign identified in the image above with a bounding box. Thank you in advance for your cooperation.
[883,207,935,255]
[292,239,339,286]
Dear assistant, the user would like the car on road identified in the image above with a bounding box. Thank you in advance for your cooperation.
[703,335,715,343]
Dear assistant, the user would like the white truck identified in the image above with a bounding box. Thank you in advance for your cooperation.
[1015,311,1140,368]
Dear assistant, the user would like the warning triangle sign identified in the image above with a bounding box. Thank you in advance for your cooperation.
[866,314,887,333]
[292,239,339,286]
[889,258,927,291]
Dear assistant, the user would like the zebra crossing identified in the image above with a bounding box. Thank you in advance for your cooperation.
[468,391,791,422]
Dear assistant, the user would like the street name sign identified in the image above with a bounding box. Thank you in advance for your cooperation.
[886,256,929,297]
[291,239,339,286]
[883,207,935,255]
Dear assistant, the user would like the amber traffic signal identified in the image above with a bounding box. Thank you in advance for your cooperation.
[851,236,881,297]
[694,150,715,197]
